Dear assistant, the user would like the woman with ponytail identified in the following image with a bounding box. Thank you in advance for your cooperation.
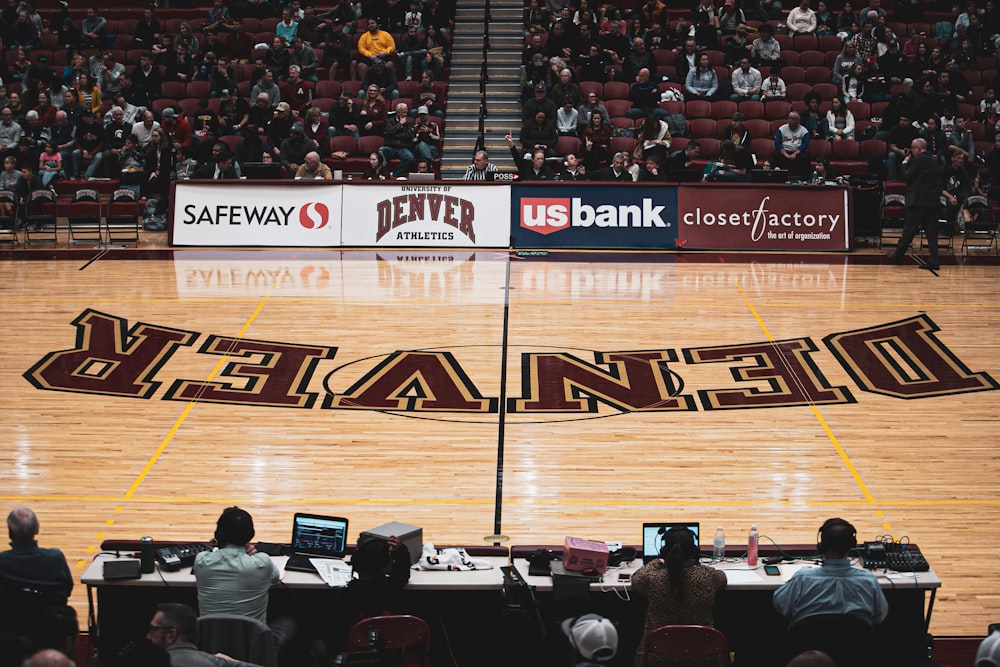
[631,527,727,666]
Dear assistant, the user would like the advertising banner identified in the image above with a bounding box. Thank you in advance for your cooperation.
[171,182,343,247]
[340,183,511,247]
[677,185,852,251]
[510,185,678,249]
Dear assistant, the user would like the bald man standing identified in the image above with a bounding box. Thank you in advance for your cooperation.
[889,137,944,271]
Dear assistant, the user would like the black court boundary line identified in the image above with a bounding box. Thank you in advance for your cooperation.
[493,253,512,539]
[78,248,110,271]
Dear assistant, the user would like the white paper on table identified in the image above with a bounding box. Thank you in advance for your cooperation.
[312,559,353,588]
[722,569,767,585]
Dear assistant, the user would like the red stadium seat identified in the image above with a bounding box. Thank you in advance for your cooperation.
[744,118,770,137]
[807,139,831,158]
[738,100,765,118]
[804,66,832,84]
[798,50,826,68]
[831,139,860,159]
[610,117,635,130]
[781,51,800,67]
[555,135,582,156]
[764,100,791,120]
[151,99,177,115]
[177,98,200,118]
[859,139,887,158]
[610,136,636,156]
[579,81,602,98]
[688,118,717,137]
[751,137,776,158]
[818,35,843,52]
[219,135,241,154]
[781,66,805,84]
[697,138,721,158]
[604,99,633,118]
[704,50,725,67]
[654,50,674,68]
[811,83,839,100]
[186,81,210,99]
[968,121,987,141]
[357,135,384,156]
[774,35,793,52]
[786,83,812,101]
[793,34,818,51]
[603,81,630,100]
[160,81,186,99]
[685,100,711,119]
[847,101,869,120]
[316,80,342,98]
[711,100,737,120]
[329,135,358,155]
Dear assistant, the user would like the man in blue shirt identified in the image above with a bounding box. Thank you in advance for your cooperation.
[773,518,888,629]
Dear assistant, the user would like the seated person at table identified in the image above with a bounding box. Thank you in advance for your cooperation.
[0,507,73,603]
[773,518,888,636]
[632,527,727,667]
[193,507,295,650]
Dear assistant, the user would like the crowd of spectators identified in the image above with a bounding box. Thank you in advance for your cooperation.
[0,0,455,205]
[508,0,1000,219]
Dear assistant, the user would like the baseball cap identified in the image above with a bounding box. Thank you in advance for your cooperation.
[534,82,546,92]
[977,631,1000,667]
[220,88,231,99]
[561,614,618,662]
[160,107,176,118]
[276,101,290,112]
[417,105,429,115]
[290,121,304,133]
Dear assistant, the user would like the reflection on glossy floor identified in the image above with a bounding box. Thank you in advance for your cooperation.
[1,249,999,639]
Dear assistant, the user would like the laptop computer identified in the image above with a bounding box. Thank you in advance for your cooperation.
[642,522,701,563]
[241,162,283,180]
[751,168,789,183]
[408,172,436,181]
[284,513,349,573]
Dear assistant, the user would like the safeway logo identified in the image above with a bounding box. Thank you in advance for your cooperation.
[520,197,668,235]
[299,202,330,229]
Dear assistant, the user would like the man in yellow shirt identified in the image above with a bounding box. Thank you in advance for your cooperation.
[357,19,396,79]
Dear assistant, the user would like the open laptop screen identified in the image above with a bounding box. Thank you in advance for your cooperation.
[642,522,700,562]
[290,513,349,558]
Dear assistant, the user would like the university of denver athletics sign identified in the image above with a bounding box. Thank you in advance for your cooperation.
[23,310,996,418]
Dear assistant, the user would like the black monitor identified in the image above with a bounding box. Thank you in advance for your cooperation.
[667,170,703,183]
[751,169,789,183]
[241,162,283,180]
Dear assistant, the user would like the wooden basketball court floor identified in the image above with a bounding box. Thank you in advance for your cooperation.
[1,247,999,642]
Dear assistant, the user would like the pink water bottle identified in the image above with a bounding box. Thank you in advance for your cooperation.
[747,525,759,566]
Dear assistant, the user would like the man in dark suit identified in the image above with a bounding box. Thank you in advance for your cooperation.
[590,151,633,181]
[889,138,944,270]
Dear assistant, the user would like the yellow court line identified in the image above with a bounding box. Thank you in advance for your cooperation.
[122,287,281,500]
[733,283,885,522]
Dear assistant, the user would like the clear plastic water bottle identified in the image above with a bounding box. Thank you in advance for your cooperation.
[713,526,726,560]
[747,525,759,567]
[811,170,821,185]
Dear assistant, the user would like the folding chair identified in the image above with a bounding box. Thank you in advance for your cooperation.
[348,615,429,667]
[63,189,104,246]
[880,192,906,250]
[643,625,729,666]
[961,195,998,255]
[197,614,277,667]
[105,188,141,247]
[0,190,17,247]
[22,189,58,246]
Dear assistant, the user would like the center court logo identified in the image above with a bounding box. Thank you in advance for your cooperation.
[520,197,669,235]
[299,202,330,229]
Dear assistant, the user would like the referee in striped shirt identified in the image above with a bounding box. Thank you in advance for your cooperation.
[463,150,498,180]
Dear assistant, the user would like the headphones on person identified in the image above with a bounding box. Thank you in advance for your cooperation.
[214,506,254,547]
[816,518,857,555]
[659,527,700,561]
